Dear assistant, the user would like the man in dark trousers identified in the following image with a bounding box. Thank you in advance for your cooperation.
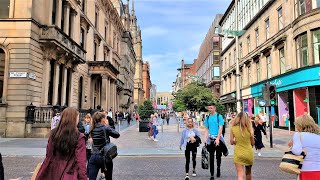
[0,152,4,180]
[203,103,227,180]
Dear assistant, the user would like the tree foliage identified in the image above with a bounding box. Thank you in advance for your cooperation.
[138,100,155,120]
[173,82,225,115]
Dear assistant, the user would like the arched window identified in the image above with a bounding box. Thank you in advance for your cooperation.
[0,49,5,102]
[78,77,83,109]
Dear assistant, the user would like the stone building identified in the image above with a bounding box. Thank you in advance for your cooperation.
[220,0,320,127]
[142,61,151,100]
[130,0,144,106]
[0,0,142,137]
[156,92,174,107]
[196,14,223,96]
[177,59,197,88]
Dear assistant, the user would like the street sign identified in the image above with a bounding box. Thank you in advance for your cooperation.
[258,100,267,107]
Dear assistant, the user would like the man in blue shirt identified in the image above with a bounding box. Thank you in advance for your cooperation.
[203,103,225,180]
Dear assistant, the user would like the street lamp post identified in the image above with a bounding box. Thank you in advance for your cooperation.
[235,0,241,113]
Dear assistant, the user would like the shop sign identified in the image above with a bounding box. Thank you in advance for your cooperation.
[270,79,282,87]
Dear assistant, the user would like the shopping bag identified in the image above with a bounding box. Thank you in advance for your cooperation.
[201,146,209,169]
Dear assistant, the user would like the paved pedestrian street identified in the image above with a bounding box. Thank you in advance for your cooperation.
[2,117,297,179]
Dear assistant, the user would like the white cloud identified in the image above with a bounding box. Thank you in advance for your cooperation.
[142,26,169,37]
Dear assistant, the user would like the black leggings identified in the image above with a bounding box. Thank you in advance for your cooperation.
[207,143,222,177]
[185,144,197,173]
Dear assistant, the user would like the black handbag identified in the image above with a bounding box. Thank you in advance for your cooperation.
[102,128,118,165]
[201,146,209,169]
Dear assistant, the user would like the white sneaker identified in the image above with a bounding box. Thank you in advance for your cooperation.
[192,170,197,177]
[153,139,158,142]
[258,152,261,156]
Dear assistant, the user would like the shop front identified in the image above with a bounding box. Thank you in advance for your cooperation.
[251,65,320,128]
[220,92,237,113]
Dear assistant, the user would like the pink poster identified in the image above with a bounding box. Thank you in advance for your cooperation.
[248,98,253,116]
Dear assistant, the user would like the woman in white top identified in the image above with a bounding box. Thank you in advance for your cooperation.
[288,114,320,180]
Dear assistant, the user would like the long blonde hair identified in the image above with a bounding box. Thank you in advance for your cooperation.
[231,112,253,137]
[295,114,320,134]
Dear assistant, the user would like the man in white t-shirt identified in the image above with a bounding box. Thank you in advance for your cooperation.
[51,111,61,130]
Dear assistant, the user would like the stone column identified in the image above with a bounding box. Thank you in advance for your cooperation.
[61,66,68,106]
[63,3,70,34]
[41,58,51,105]
[101,75,108,111]
[56,0,62,27]
[307,30,314,66]
[69,70,75,106]
[52,62,60,105]
[114,82,117,110]
[70,9,77,38]
[107,78,111,110]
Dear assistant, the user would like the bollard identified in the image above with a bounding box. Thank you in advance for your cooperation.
[177,117,180,133]
[118,120,121,132]
[161,119,164,133]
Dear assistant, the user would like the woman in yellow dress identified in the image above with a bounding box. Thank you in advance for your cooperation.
[230,112,255,180]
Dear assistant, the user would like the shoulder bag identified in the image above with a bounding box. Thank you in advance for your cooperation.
[102,128,118,166]
[279,133,307,174]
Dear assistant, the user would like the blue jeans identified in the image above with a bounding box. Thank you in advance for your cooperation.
[152,125,157,139]
[88,153,113,180]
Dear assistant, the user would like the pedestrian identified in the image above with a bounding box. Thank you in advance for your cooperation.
[127,112,132,126]
[82,114,93,163]
[203,103,226,179]
[258,111,267,130]
[88,112,120,180]
[253,115,267,156]
[115,111,119,124]
[152,114,159,142]
[166,111,170,125]
[148,114,155,140]
[0,152,3,180]
[161,112,166,125]
[230,112,255,180]
[35,107,88,180]
[108,108,113,119]
[50,110,61,130]
[180,118,201,180]
[135,112,140,128]
[288,114,320,179]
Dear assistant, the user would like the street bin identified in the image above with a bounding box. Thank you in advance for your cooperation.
[139,119,149,132]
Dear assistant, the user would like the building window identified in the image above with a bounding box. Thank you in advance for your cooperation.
[0,49,5,102]
[313,29,320,64]
[94,42,97,61]
[247,36,251,53]
[240,70,243,88]
[213,67,220,79]
[61,4,65,31]
[279,48,286,74]
[255,28,259,47]
[248,66,251,85]
[229,53,232,66]
[239,43,243,58]
[221,59,224,72]
[68,10,72,37]
[213,51,219,64]
[95,10,98,28]
[278,6,283,30]
[313,0,320,9]
[48,60,55,105]
[82,0,85,12]
[105,26,107,41]
[299,0,306,15]
[267,55,271,79]
[265,18,270,39]
[78,77,83,109]
[256,61,260,82]
[296,33,308,67]
[80,28,85,49]
[52,0,57,24]
[0,0,10,18]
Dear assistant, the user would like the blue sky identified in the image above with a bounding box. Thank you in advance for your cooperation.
[133,0,230,92]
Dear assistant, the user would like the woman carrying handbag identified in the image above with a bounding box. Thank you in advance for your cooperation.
[287,114,320,179]
[88,112,120,180]
[35,107,88,180]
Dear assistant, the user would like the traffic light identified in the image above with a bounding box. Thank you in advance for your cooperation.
[269,84,277,106]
